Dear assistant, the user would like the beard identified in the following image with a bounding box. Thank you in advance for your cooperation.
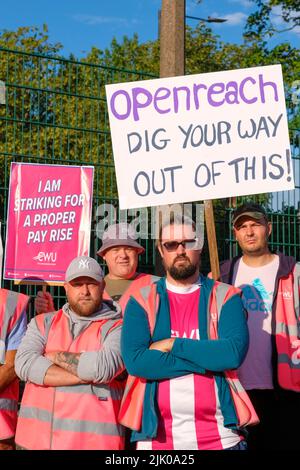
[68,298,102,317]
[166,255,198,281]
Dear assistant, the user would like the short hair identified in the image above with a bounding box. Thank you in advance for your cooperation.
[158,213,197,245]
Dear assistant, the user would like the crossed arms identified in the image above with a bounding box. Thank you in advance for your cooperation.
[15,315,124,386]
[121,294,249,380]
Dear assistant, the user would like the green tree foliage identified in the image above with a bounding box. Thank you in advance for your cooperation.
[246,0,300,39]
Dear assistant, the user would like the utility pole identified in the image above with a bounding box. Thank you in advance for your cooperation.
[155,1,185,277]
[159,0,220,280]
[160,0,185,77]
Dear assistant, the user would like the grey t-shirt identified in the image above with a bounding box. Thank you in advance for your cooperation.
[104,274,137,302]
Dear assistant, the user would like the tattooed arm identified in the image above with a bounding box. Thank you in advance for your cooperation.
[15,318,86,387]
[45,351,81,376]
[43,352,88,386]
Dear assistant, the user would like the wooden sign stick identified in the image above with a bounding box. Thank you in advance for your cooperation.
[204,200,220,280]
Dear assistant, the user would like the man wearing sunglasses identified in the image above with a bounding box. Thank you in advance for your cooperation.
[120,214,255,450]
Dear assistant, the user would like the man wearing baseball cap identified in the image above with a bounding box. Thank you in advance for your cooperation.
[97,223,157,311]
[219,202,300,450]
[35,223,157,315]
[14,256,125,450]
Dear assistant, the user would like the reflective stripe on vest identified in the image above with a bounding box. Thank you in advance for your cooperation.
[18,406,124,435]
[0,289,29,439]
[0,398,18,412]
[16,309,125,450]
[275,264,300,392]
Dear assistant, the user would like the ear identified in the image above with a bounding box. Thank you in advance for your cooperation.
[157,243,164,259]
[267,222,272,237]
[63,282,68,294]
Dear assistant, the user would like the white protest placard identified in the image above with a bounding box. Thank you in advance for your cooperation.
[106,64,294,210]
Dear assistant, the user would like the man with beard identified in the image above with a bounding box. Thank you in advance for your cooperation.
[218,202,300,450]
[14,256,125,450]
[120,214,256,450]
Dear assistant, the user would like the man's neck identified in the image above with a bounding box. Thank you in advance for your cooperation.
[166,271,200,287]
[242,250,275,267]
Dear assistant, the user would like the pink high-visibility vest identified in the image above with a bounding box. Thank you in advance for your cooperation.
[15,309,124,450]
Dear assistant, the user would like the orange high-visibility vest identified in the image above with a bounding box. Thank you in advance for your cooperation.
[15,309,125,450]
[0,289,29,439]
[275,263,300,392]
[119,281,259,430]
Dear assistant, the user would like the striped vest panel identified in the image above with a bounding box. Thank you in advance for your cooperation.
[275,264,300,392]
[15,309,125,449]
[0,289,29,439]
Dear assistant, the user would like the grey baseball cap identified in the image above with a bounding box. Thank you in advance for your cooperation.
[65,256,104,283]
[97,223,145,257]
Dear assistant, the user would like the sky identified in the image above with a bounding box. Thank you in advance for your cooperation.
[1,0,299,57]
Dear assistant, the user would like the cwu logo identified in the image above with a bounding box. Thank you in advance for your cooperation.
[279,290,293,299]
[33,252,57,263]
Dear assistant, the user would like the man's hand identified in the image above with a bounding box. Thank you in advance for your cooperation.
[35,291,55,314]
[149,338,175,353]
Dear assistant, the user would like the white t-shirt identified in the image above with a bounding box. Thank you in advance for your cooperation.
[232,255,279,390]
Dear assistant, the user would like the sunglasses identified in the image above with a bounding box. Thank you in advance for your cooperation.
[162,239,198,252]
